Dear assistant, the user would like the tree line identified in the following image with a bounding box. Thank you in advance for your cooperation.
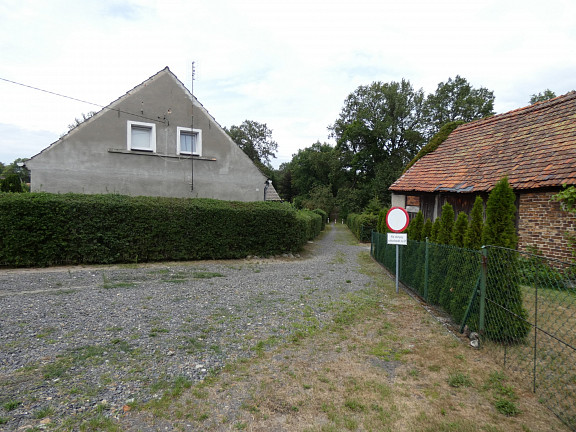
[228,81,560,218]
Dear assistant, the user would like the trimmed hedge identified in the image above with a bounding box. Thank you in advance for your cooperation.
[312,209,328,231]
[347,212,378,243]
[0,193,320,267]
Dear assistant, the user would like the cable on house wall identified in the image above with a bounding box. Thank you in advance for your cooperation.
[0,76,166,124]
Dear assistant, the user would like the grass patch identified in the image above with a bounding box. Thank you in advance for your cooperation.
[193,271,224,279]
[2,400,21,411]
[447,371,473,388]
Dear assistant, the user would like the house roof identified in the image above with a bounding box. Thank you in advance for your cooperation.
[390,91,576,193]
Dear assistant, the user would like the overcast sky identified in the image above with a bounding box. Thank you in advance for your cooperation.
[1,0,575,167]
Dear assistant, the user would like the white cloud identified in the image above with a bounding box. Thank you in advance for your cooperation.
[1,0,575,166]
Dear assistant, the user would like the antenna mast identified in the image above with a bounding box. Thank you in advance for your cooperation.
[190,61,195,192]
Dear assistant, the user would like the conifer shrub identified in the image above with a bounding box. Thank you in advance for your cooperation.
[481,177,530,343]
[449,196,485,325]
[428,203,455,304]
[421,218,433,240]
[430,217,441,242]
[451,212,468,247]
[377,207,390,234]
[408,211,424,241]
[465,196,484,250]
[440,212,470,313]
[436,202,455,245]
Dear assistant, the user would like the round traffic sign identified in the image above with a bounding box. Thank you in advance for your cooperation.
[386,207,409,233]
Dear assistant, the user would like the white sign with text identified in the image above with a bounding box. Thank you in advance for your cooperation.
[387,233,407,245]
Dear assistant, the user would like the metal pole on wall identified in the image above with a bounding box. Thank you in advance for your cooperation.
[190,61,195,192]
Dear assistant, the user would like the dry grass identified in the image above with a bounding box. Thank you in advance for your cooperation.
[121,229,569,431]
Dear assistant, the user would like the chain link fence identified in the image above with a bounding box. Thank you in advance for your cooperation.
[371,232,576,429]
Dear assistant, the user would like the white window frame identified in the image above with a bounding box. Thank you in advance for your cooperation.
[177,127,202,156]
[127,121,156,152]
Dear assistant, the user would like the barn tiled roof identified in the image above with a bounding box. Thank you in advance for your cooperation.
[390,91,576,193]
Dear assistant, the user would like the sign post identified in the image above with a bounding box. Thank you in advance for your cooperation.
[386,207,409,293]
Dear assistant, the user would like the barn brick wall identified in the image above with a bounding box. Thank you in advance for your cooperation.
[518,191,576,262]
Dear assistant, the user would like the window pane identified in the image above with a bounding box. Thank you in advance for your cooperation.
[181,132,197,154]
[131,126,152,149]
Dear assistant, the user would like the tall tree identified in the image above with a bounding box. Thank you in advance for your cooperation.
[329,79,426,205]
[274,162,294,202]
[289,142,341,198]
[423,75,495,138]
[529,89,556,104]
[225,120,278,167]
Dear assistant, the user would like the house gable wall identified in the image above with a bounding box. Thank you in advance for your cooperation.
[27,69,267,201]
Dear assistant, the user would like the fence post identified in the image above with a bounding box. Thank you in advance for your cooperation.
[479,247,488,336]
[424,237,429,302]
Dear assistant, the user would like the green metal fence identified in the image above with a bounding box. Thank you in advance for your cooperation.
[371,232,576,429]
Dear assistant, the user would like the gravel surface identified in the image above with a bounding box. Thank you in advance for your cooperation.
[0,224,372,430]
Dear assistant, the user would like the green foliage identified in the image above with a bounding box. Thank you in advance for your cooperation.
[551,184,576,258]
[430,218,441,242]
[403,121,465,174]
[436,203,455,245]
[423,75,495,138]
[530,89,556,105]
[377,208,390,234]
[421,218,433,240]
[301,184,336,216]
[347,213,378,243]
[408,211,424,241]
[312,209,328,230]
[329,79,426,206]
[465,196,484,249]
[297,209,323,241]
[0,173,23,193]
[0,193,319,267]
[1,158,30,183]
[288,142,341,197]
[335,187,365,221]
[482,177,517,248]
[451,212,468,247]
[363,197,382,216]
[482,177,530,343]
[225,120,278,167]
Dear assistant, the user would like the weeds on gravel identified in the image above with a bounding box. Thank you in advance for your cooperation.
[193,271,224,279]
[2,400,21,411]
[33,406,55,419]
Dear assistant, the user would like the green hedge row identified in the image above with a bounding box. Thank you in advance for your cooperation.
[346,212,378,243]
[0,193,322,267]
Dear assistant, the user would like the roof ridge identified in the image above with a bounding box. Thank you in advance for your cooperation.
[457,90,576,132]
[390,90,576,193]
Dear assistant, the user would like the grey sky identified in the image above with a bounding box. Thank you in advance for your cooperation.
[1,0,574,166]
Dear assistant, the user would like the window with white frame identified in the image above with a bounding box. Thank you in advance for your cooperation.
[127,121,156,152]
[177,127,202,156]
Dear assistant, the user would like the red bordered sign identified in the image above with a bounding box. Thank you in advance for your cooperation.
[386,207,409,233]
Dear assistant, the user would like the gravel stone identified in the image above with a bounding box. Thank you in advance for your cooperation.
[0,225,371,430]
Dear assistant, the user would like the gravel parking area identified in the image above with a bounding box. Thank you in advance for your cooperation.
[0,224,371,430]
